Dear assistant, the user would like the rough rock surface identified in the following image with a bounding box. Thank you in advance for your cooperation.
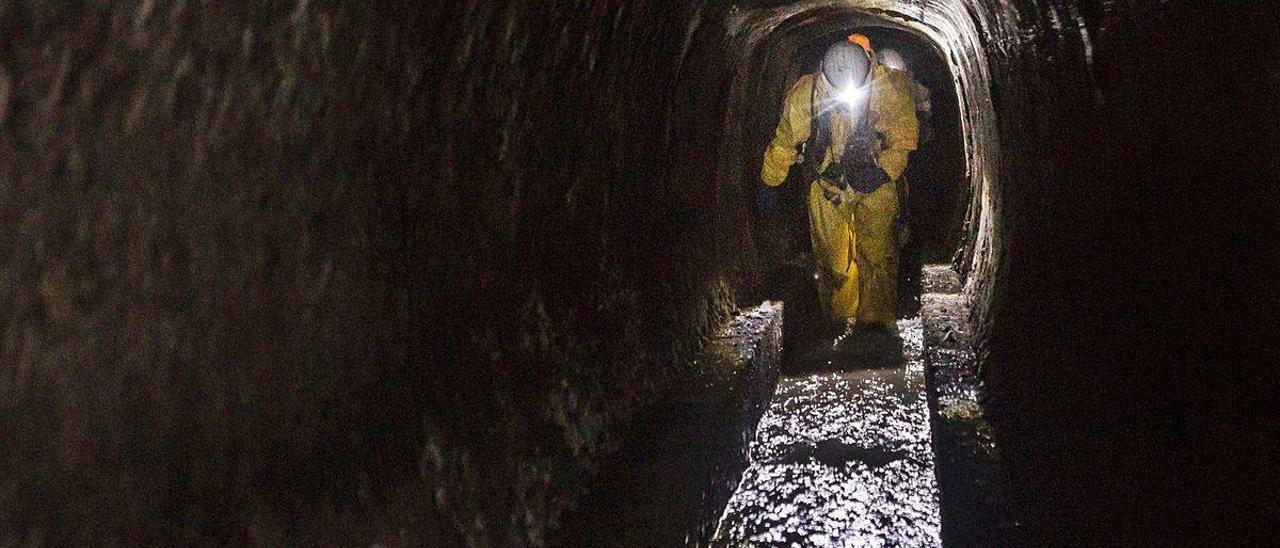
[555,302,784,546]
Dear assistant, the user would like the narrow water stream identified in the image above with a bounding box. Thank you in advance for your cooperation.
[712,318,942,546]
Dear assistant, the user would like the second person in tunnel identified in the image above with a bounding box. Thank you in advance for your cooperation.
[759,33,919,338]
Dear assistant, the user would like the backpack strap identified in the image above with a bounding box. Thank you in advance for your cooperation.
[800,74,832,182]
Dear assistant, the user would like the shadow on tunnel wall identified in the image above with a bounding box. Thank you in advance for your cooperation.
[0,0,1277,545]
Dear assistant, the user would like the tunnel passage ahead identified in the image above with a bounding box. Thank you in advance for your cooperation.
[748,24,967,328]
[753,25,966,266]
[719,1,1002,318]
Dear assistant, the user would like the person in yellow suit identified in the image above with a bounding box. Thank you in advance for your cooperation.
[758,34,918,336]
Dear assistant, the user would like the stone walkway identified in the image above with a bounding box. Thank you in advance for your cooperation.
[919,266,1022,546]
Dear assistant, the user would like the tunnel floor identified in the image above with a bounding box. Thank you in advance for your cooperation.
[553,266,1014,547]
[711,319,942,547]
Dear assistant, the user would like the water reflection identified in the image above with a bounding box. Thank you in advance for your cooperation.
[713,318,941,547]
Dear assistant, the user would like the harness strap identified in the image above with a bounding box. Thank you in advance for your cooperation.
[800,74,832,184]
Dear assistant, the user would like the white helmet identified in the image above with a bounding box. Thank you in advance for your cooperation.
[878,48,907,71]
[820,41,871,91]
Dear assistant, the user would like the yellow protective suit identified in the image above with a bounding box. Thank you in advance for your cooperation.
[761,65,918,327]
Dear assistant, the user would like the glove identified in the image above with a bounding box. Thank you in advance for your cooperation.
[850,165,891,193]
[757,184,778,217]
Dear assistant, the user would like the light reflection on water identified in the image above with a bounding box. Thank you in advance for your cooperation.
[713,318,941,547]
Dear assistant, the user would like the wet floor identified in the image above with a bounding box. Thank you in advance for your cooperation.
[712,318,942,547]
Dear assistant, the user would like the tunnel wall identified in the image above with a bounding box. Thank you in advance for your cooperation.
[0,2,445,543]
[0,0,763,545]
[418,1,766,545]
[968,2,1280,543]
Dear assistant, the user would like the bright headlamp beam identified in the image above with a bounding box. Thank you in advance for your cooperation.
[836,85,866,107]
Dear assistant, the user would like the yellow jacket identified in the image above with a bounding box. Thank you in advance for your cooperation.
[761,64,919,187]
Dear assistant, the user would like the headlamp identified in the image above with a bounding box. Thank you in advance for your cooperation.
[836,85,867,107]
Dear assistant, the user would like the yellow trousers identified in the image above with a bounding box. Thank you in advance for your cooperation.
[807,181,899,327]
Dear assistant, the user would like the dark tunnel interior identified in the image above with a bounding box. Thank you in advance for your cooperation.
[1,1,1278,546]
